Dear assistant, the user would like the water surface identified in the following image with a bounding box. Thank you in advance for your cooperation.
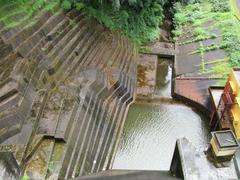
[113,103,210,170]
[113,56,210,170]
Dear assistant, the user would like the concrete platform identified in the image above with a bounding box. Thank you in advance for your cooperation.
[170,138,239,180]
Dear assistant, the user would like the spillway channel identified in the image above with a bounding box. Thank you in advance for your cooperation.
[112,57,210,170]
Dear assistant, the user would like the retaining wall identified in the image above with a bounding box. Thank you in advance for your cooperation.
[0,7,137,179]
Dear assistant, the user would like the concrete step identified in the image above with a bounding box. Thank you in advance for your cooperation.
[61,26,108,80]
[90,97,119,174]
[42,17,88,76]
[89,74,125,174]
[3,11,53,45]
[40,10,80,54]
[81,85,113,171]
[59,91,93,179]
[16,11,65,57]
[43,12,84,55]
[47,16,87,60]
[86,75,123,173]
[59,70,108,178]
[101,76,133,171]
[57,80,94,179]
[45,141,66,179]
[0,56,23,85]
[99,35,121,70]
[120,37,131,71]
[32,15,87,87]
[87,35,113,68]
[47,19,101,77]
[54,99,79,141]
[67,77,107,178]
[65,92,96,178]
[1,2,59,43]
[76,25,107,67]
[24,138,55,180]
[111,36,126,68]
[37,93,64,137]
[0,123,21,143]
[0,43,12,62]
[92,75,128,173]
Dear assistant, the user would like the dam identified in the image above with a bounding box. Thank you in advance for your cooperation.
[0,0,240,179]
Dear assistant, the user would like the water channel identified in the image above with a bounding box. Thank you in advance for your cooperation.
[112,57,210,170]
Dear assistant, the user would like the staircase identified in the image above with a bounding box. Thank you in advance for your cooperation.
[0,3,137,179]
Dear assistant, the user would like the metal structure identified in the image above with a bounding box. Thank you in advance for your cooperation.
[210,69,240,139]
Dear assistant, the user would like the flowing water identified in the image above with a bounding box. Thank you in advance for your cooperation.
[154,58,172,97]
[112,57,210,171]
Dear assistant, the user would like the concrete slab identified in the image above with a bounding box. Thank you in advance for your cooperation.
[142,42,175,57]
[175,78,219,110]
[178,43,199,55]
[170,138,239,180]
[175,53,201,75]
[202,37,222,47]
[203,49,226,62]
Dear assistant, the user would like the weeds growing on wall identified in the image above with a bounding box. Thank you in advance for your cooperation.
[173,0,240,77]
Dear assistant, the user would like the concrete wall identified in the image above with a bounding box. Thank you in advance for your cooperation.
[0,8,137,179]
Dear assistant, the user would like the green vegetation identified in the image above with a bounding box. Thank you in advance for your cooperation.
[20,176,29,180]
[0,0,170,44]
[0,0,59,29]
[173,0,240,77]
[60,0,168,44]
[210,0,231,12]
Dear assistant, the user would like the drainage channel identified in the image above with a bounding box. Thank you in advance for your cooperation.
[112,56,211,171]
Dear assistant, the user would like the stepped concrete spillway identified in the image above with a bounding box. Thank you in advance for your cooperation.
[0,6,137,179]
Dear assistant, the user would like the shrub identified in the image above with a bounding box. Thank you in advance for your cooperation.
[210,0,230,12]
[59,0,168,44]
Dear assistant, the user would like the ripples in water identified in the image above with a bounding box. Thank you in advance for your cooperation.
[113,103,210,170]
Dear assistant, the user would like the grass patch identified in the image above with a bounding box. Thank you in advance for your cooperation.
[173,0,240,77]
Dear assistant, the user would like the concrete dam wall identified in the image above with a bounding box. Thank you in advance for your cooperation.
[0,6,137,179]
